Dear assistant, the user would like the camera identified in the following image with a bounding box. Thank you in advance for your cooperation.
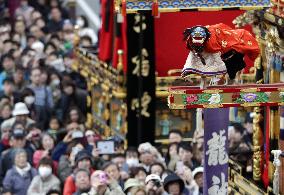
[72,130,84,139]
[152,180,161,188]
[99,172,108,184]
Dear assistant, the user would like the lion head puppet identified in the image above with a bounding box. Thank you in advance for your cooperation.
[182,23,260,80]
[183,26,211,54]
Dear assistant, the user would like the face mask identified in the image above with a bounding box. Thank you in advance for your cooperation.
[76,19,85,28]
[24,96,35,105]
[51,79,60,86]
[38,166,52,178]
[126,158,139,167]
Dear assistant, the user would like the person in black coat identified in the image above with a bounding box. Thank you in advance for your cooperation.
[58,80,87,122]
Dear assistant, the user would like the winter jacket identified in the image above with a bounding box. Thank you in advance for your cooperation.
[2,166,37,195]
[27,174,61,195]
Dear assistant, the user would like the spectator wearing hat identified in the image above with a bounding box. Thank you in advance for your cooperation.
[0,78,20,104]
[124,178,142,194]
[27,157,61,195]
[1,102,35,130]
[2,148,37,195]
[192,167,203,195]
[88,170,124,195]
[73,168,91,195]
[145,174,167,195]
[163,173,189,195]
[63,150,94,195]
[0,127,34,185]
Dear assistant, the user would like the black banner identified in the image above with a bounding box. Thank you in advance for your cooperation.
[126,12,156,146]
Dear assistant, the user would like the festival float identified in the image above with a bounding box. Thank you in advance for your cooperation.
[72,0,284,194]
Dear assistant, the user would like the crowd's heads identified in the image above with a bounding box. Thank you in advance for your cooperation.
[138,142,157,166]
[145,174,163,195]
[192,166,204,188]
[129,166,147,184]
[13,148,28,168]
[176,164,193,185]
[21,88,35,106]
[75,150,92,169]
[9,128,26,148]
[111,153,126,170]
[163,173,185,195]
[1,53,15,71]
[178,142,193,165]
[228,122,245,147]
[12,102,29,116]
[41,133,55,151]
[102,162,120,181]
[74,168,91,192]
[50,7,62,22]
[126,147,139,167]
[169,129,182,144]
[124,178,142,193]
[91,170,109,189]
[38,157,53,178]
[149,162,165,177]
[76,15,89,28]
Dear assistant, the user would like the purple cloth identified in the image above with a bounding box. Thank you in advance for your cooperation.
[204,108,229,195]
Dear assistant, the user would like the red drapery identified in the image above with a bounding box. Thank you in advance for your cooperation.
[154,11,254,76]
[98,0,114,62]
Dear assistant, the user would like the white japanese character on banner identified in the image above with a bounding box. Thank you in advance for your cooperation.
[208,172,228,195]
[205,129,228,166]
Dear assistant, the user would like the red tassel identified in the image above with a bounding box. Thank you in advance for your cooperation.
[152,0,159,17]
[122,0,126,17]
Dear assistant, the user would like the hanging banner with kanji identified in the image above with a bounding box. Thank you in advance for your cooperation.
[204,108,229,195]
[126,12,156,146]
